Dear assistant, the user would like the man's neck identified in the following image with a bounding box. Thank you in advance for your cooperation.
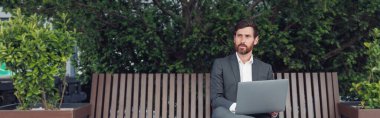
[237,52,252,64]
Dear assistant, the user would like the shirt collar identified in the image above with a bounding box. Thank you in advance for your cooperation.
[235,52,253,64]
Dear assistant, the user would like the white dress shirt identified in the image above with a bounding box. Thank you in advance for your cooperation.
[230,52,253,112]
[236,53,253,82]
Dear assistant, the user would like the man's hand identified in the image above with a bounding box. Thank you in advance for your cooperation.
[270,112,278,118]
[229,103,236,113]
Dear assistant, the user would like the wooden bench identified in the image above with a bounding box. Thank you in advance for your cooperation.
[275,72,340,118]
[90,72,340,118]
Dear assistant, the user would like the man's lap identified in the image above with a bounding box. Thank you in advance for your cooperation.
[212,107,271,118]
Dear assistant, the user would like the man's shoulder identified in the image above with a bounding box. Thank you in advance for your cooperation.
[253,58,272,67]
[214,54,234,62]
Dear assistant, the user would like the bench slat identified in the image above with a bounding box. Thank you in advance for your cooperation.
[320,73,329,118]
[90,74,98,118]
[312,73,321,118]
[125,74,133,118]
[191,73,197,118]
[332,72,340,118]
[162,74,168,118]
[109,74,119,118]
[147,74,154,118]
[154,73,162,118]
[117,74,126,118]
[183,74,189,118]
[140,74,147,118]
[96,74,105,118]
[205,73,211,118]
[198,73,204,118]
[169,74,176,118]
[291,73,299,118]
[276,73,284,118]
[177,74,183,118]
[327,72,335,118]
[103,74,112,118]
[132,74,140,118]
[305,73,314,118]
[298,73,306,118]
[284,73,292,118]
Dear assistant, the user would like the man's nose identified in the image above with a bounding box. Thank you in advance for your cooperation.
[241,37,247,43]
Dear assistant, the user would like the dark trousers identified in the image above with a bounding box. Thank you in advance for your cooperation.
[212,107,271,118]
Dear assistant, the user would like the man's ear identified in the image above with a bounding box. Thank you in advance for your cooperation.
[253,36,259,45]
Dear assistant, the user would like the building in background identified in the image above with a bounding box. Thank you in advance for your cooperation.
[0,7,11,78]
[0,7,10,21]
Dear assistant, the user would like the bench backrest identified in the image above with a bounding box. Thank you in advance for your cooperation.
[90,72,339,118]
[90,73,210,118]
[275,72,340,118]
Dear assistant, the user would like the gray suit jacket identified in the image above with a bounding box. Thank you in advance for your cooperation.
[211,54,274,110]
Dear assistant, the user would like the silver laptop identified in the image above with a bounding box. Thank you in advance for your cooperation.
[235,79,289,115]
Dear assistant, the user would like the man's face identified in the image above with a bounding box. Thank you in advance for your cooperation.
[234,27,258,55]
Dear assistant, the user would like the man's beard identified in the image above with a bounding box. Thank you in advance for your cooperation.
[235,43,253,55]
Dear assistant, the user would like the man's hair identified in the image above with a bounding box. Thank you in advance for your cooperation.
[233,19,258,38]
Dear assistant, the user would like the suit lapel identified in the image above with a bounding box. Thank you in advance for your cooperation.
[229,55,240,82]
[252,58,259,81]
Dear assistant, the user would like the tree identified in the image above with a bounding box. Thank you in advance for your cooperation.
[0,9,76,109]
[1,1,379,95]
